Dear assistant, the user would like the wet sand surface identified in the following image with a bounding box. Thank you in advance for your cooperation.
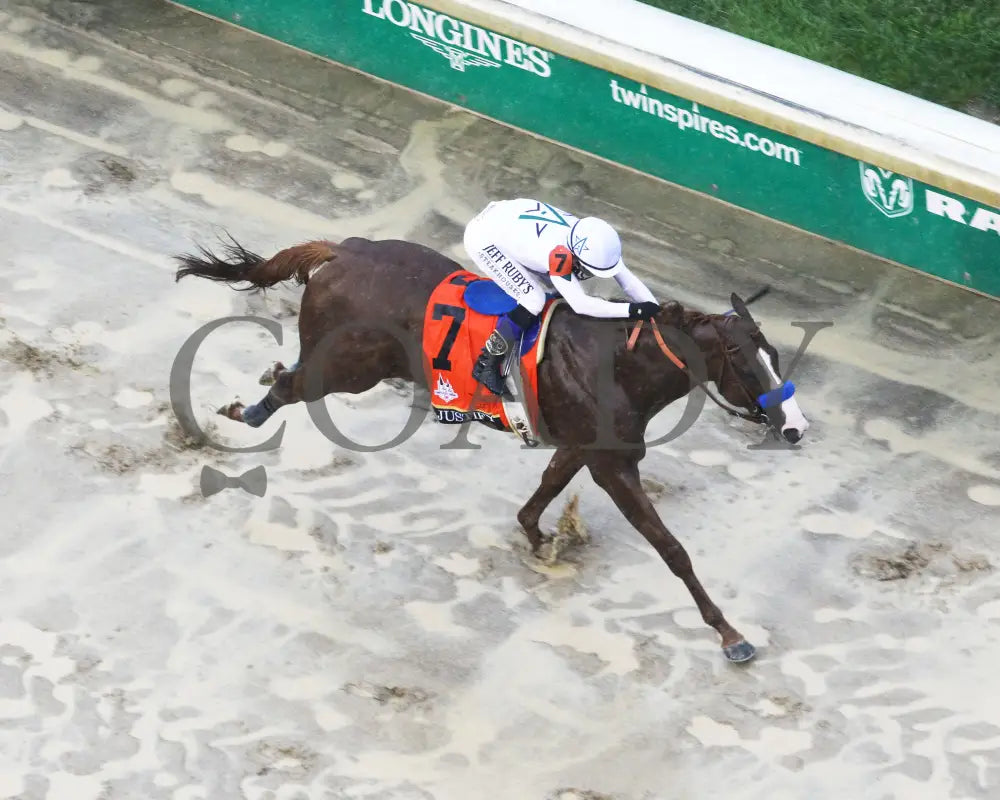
[1,1,999,798]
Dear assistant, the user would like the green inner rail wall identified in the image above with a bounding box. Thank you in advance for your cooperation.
[167,0,1000,300]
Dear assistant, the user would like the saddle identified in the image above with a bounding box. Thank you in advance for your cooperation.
[421,270,560,446]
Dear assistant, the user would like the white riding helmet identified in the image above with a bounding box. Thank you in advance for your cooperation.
[567,216,624,278]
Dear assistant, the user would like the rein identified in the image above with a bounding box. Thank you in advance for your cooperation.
[626,318,764,424]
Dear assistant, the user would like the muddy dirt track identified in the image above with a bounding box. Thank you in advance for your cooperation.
[1,1,999,798]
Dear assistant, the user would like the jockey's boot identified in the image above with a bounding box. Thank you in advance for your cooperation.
[472,315,521,397]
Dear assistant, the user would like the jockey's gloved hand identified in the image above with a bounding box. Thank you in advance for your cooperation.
[628,301,661,320]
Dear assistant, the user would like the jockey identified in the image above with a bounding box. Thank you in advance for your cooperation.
[463,198,662,396]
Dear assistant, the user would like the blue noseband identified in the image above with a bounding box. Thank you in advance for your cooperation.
[757,381,795,409]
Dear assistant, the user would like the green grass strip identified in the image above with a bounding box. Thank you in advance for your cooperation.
[641,1,1000,115]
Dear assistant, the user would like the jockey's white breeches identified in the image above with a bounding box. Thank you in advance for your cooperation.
[463,203,548,316]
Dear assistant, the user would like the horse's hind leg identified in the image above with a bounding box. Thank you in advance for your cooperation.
[223,334,400,428]
[587,453,756,664]
[223,359,309,428]
[259,360,299,386]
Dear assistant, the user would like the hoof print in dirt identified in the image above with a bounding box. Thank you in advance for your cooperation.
[1,336,89,377]
[546,790,618,800]
[71,153,149,195]
[343,681,431,711]
[851,540,992,583]
[164,416,219,452]
[852,541,935,581]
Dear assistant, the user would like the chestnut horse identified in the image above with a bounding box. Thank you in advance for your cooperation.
[174,235,809,663]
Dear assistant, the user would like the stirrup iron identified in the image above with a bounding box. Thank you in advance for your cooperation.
[484,329,509,357]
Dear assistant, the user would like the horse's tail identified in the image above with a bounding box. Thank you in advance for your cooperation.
[174,235,338,290]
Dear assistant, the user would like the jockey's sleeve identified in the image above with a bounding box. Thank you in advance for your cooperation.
[613,262,657,303]
[550,273,632,318]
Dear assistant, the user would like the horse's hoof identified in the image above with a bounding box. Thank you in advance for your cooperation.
[217,401,245,421]
[259,362,285,385]
[723,640,756,663]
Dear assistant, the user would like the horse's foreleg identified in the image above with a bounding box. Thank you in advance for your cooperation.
[517,447,584,551]
[587,454,755,663]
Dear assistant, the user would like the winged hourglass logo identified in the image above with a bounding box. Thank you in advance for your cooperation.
[411,34,502,72]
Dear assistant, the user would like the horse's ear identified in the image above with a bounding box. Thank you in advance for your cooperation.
[729,292,757,326]
[661,300,683,327]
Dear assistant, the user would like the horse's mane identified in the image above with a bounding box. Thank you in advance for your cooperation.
[557,298,737,340]
[677,306,716,328]
[652,301,735,334]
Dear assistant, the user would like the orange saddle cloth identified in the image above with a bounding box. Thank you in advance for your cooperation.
[421,270,558,436]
